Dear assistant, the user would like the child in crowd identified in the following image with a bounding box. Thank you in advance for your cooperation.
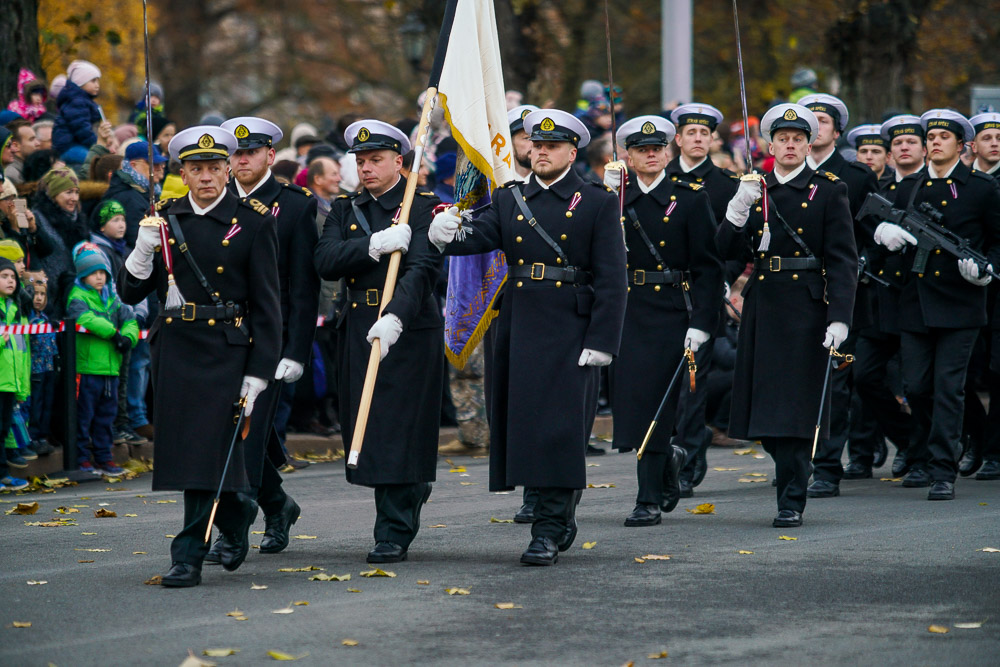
[51,60,105,167]
[0,258,31,490]
[66,242,138,476]
[0,240,37,463]
[25,271,57,456]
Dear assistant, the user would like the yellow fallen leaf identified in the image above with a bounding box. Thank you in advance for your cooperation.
[155,500,177,504]
[753,454,766,459]
[278,566,324,572]
[292,535,317,540]
[26,580,47,585]
[494,602,523,609]
[490,517,514,523]
[347,588,361,593]
[203,649,239,657]
[25,520,75,527]
[134,552,147,555]
[342,639,359,646]
[165,534,176,538]
[448,467,467,473]
[225,609,245,617]
[429,524,447,528]
[309,573,351,582]
[587,483,615,488]
[124,514,138,517]
[459,482,478,486]
[778,535,798,541]
[586,463,600,467]
[582,541,597,550]
[179,649,215,667]
[648,651,669,659]
[977,547,999,553]
[81,532,97,536]
[686,503,715,515]
[78,560,94,563]
[634,558,646,563]
[292,601,309,606]
[745,472,767,477]
[11,621,31,628]
[733,448,758,456]
[135,495,146,498]
[738,478,768,483]
[55,506,80,514]
[74,548,111,552]
[360,569,396,578]
[94,508,117,518]
[954,621,984,629]
[272,606,295,614]
[880,477,903,482]
[641,554,671,560]
[251,583,268,590]
[979,503,988,506]
[417,580,430,585]
[445,588,471,595]
[233,616,248,621]
[6,502,39,515]
[928,625,949,634]
[738,550,754,555]
[144,575,162,585]
[713,467,740,471]
[73,504,90,508]
[266,650,308,661]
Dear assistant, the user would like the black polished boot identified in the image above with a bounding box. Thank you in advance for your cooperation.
[520,536,559,566]
[624,503,661,527]
[260,496,301,554]
[661,445,687,512]
[161,562,202,588]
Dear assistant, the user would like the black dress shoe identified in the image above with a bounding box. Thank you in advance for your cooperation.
[806,479,840,498]
[219,499,258,572]
[902,467,931,487]
[260,496,301,554]
[772,510,803,528]
[585,444,606,456]
[958,451,982,477]
[520,536,559,566]
[873,439,889,468]
[891,449,910,477]
[367,541,407,563]
[678,478,694,498]
[661,445,686,513]
[976,460,1000,480]
[624,503,662,527]
[927,480,955,500]
[203,533,231,564]
[513,503,535,523]
[161,562,202,588]
[842,462,873,480]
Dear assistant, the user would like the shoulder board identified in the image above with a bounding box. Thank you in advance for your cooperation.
[721,168,740,180]
[674,178,704,192]
[970,169,996,182]
[501,180,520,189]
[813,170,839,182]
[155,198,177,211]
[418,191,437,197]
[246,198,270,216]
[281,182,313,198]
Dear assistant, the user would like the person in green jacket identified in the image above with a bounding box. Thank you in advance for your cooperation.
[66,242,138,476]
[0,257,31,490]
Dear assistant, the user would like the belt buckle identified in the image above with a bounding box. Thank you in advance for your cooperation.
[181,302,196,321]
[365,289,379,306]
[769,257,781,272]
[633,269,646,286]
[530,263,545,280]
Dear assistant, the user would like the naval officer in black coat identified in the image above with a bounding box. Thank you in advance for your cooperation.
[314,119,443,563]
[119,125,282,587]
[603,114,722,527]
[430,109,627,565]
[717,103,858,528]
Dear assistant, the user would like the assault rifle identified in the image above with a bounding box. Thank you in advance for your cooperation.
[857,192,1000,281]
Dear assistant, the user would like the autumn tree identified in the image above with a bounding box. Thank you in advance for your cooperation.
[0,0,43,105]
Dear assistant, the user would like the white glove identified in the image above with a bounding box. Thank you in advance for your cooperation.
[428,206,461,251]
[873,222,917,252]
[578,348,613,367]
[684,328,711,353]
[725,179,762,228]
[822,321,849,350]
[958,258,993,286]
[124,224,162,280]
[239,375,268,417]
[603,167,622,191]
[274,358,304,383]
[369,224,411,260]
[366,313,404,360]
[723,282,731,300]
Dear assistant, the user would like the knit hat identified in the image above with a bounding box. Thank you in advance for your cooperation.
[96,200,125,228]
[49,75,67,100]
[0,177,17,201]
[72,241,111,279]
[0,240,25,262]
[149,82,164,102]
[0,257,17,280]
[67,60,101,87]
[40,166,79,199]
[150,115,174,142]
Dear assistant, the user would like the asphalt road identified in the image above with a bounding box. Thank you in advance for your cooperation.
[2,444,999,666]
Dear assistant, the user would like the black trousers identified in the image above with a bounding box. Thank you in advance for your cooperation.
[531,488,580,541]
[373,483,431,549]
[900,327,979,483]
[635,451,667,506]
[761,437,811,513]
[984,329,1000,463]
[172,489,255,565]
[961,329,990,458]
[847,333,912,467]
[811,332,857,483]
[522,486,539,507]
[676,340,713,483]
[254,459,288,516]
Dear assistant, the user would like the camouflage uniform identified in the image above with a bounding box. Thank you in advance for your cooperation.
[452,343,489,447]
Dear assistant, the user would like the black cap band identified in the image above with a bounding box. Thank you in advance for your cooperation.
[350,132,403,154]
[890,124,924,140]
[624,130,668,148]
[975,120,1000,135]
[805,103,842,131]
[674,113,718,132]
[529,124,580,146]
[925,118,965,141]
[857,135,887,148]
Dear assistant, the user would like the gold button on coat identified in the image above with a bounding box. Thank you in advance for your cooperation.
[216,266,224,274]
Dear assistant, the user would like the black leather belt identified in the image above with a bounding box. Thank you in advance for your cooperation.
[508,263,592,284]
[629,269,686,286]
[347,288,382,306]
[162,302,245,321]
[753,257,823,272]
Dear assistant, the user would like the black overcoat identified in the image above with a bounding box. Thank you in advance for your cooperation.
[717,167,857,440]
[118,192,282,492]
[866,168,907,336]
[610,172,722,453]
[444,168,627,490]
[314,177,443,487]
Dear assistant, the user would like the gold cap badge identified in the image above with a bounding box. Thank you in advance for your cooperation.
[198,134,215,148]
[540,117,556,132]
[234,124,250,139]
[641,121,656,134]
[783,109,798,121]
[358,127,370,142]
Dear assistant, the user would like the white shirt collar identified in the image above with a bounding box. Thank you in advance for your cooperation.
[974,158,1000,175]
[235,169,272,199]
[188,190,227,216]
[535,166,572,190]
[369,175,401,200]
[805,148,834,171]
[896,162,924,182]
[679,155,707,173]
[773,162,807,184]
[637,170,666,194]
[927,159,959,180]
